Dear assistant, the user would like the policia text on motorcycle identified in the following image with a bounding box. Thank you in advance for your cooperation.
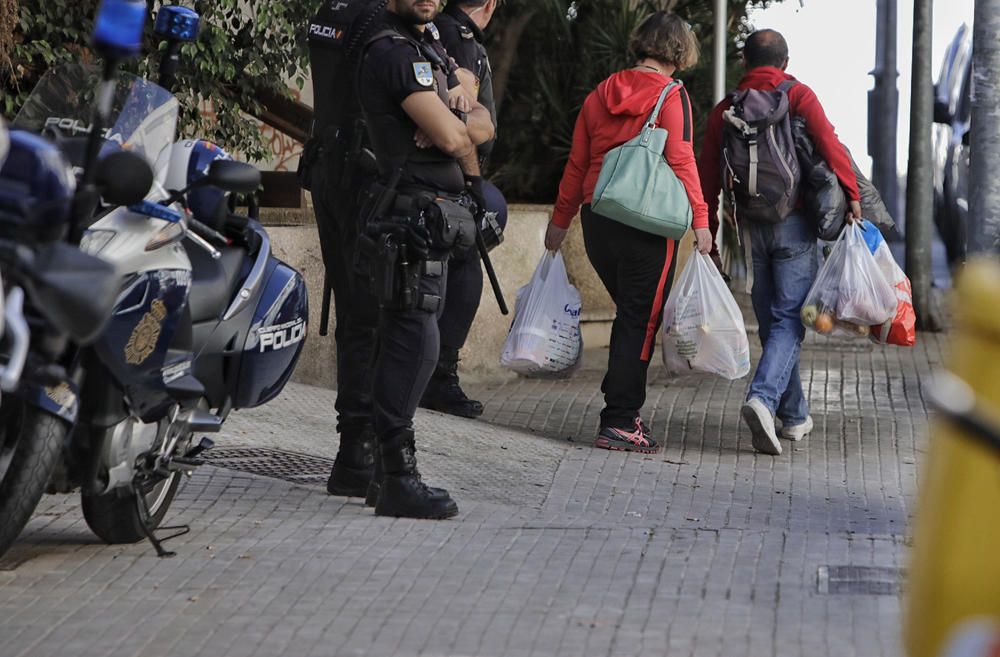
[357,0,495,519]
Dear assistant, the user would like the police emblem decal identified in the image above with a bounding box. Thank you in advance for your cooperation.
[45,383,75,409]
[413,62,434,87]
[125,299,167,365]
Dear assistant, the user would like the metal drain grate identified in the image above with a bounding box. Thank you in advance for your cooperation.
[201,447,333,486]
[817,566,903,595]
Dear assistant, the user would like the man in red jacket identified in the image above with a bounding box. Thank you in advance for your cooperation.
[698,29,861,455]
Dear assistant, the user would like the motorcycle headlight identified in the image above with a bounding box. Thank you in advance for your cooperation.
[80,229,116,255]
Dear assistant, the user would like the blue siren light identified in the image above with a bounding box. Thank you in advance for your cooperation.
[154,6,201,42]
[93,0,146,58]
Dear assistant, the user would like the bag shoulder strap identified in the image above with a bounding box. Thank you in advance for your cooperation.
[638,80,682,147]
[646,79,683,128]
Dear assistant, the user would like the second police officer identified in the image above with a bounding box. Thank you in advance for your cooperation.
[357,0,494,519]
[418,0,505,419]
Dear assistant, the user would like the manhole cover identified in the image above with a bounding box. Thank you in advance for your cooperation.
[201,447,332,486]
[817,566,903,595]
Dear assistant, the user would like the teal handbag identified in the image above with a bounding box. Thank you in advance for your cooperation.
[591,80,693,240]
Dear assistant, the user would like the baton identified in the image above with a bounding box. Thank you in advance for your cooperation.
[319,273,333,337]
[475,224,508,315]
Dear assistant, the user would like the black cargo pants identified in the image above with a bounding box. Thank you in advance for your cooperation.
[311,156,379,434]
[371,258,449,437]
[437,246,481,352]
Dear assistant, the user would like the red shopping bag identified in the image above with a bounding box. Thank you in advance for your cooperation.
[869,238,916,347]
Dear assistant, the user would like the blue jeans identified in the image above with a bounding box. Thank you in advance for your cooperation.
[746,212,818,425]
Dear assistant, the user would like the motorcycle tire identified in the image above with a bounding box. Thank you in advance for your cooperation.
[0,402,66,558]
[81,472,181,545]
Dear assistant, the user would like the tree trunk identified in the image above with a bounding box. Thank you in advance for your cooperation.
[489,9,535,114]
[968,0,1000,254]
[0,0,18,76]
[905,0,942,330]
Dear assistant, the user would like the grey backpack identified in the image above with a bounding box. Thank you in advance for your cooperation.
[721,80,801,224]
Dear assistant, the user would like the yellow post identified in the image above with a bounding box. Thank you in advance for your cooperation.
[904,259,1000,657]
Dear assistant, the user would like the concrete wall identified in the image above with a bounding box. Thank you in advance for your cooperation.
[265,205,694,389]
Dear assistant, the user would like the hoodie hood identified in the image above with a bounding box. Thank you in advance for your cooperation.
[736,66,798,91]
[597,70,677,117]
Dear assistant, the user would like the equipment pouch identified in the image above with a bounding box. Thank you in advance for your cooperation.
[297,137,322,191]
[423,198,476,251]
[480,209,505,252]
[359,232,399,306]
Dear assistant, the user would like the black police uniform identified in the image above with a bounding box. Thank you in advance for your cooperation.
[357,11,472,519]
[433,5,497,157]
[418,4,503,419]
[305,2,382,498]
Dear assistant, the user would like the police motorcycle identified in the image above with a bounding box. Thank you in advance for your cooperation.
[0,1,307,558]
[0,5,158,557]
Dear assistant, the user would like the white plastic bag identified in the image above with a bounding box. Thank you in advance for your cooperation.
[801,222,896,338]
[661,252,751,379]
[500,252,582,376]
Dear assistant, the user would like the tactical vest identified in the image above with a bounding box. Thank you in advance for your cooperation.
[307,0,386,140]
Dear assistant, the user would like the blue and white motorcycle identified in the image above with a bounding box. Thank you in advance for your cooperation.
[0,2,308,557]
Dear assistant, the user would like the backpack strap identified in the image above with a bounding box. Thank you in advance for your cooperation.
[777,79,798,94]
[640,80,682,147]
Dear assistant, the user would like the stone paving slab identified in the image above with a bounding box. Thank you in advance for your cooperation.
[0,330,945,657]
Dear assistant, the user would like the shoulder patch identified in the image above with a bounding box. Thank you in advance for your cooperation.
[459,26,474,39]
[413,62,434,87]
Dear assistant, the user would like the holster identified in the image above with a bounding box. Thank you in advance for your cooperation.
[296,136,323,192]
[358,227,443,313]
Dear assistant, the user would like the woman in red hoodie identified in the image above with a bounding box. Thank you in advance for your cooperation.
[544,12,712,454]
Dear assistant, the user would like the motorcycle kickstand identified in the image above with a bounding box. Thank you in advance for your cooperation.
[132,484,190,558]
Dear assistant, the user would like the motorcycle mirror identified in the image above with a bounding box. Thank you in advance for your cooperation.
[27,242,119,344]
[96,151,154,206]
[205,160,261,195]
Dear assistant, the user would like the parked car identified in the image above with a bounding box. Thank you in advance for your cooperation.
[932,23,973,270]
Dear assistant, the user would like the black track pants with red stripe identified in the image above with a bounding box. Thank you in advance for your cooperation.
[581,205,680,429]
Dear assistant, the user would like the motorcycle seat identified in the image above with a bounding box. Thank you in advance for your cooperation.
[184,242,247,323]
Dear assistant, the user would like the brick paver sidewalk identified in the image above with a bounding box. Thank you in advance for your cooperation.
[0,330,944,657]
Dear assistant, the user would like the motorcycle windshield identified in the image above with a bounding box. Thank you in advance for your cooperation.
[13,63,178,186]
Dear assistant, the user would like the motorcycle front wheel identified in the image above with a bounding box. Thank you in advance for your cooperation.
[0,400,66,558]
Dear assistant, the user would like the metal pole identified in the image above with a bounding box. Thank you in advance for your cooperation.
[713,0,727,103]
[968,0,1000,253]
[905,0,941,330]
[713,0,728,269]
[869,0,900,219]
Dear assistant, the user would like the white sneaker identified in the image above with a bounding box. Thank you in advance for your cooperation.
[741,398,782,455]
[780,416,814,442]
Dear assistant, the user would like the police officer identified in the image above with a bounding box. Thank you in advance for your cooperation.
[305,0,387,500]
[357,0,494,519]
[418,0,504,418]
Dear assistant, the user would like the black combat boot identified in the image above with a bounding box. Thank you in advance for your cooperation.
[364,443,382,507]
[326,425,375,497]
[419,348,483,418]
[366,443,448,507]
[373,428,458,519]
